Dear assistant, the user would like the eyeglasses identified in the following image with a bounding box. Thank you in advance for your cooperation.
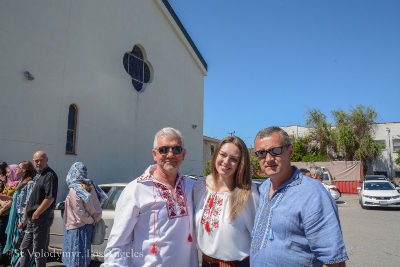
[254,145,289,158]
[157,146,183,155]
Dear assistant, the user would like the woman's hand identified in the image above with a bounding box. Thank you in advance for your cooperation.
[17,222,25,229]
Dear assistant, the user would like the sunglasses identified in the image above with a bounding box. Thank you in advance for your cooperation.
[157,146,183,155]
[254,145,289,158]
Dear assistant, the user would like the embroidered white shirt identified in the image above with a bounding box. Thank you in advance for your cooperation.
[102,165,198,267]
[193,176,259,261]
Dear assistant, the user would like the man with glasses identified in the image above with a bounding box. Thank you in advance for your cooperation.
[250,126,348,267]
[102,127,198,267]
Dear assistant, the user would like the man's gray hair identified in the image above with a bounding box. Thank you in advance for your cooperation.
[255,126,291,146]
[309,165,323,180]
[153,127,184,148]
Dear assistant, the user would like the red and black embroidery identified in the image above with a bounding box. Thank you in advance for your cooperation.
[153,180,188,219]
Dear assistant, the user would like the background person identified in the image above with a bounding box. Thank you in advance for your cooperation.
[0,164,21,266]
[0,163,8,184]
[193,136,259,267]
[20,151,58,267]
[102,127,198,267]
[62,162,106,267]
[3,161,36,267]
[309,165,330,192]
[250,126,348,267]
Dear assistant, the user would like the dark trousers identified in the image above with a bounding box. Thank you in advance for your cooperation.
[202,253,250,267]
[0,215,9,264]
[20,211,54,267]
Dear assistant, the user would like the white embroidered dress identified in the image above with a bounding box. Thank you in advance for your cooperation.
[102,165,198,267]
[193,176,259,261]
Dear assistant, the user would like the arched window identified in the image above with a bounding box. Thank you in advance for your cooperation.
[123,45,151,92]
[66,104,78,154]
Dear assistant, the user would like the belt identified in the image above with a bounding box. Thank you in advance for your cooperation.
[202,253,250,267]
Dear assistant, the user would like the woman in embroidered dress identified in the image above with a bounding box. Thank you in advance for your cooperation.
[2,161,36,267]
[0,164,21,266]
[194,136,259,267]
[62,162,107,267]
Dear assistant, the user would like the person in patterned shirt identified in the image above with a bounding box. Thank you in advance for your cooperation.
[193,136,259,267]
[250,126,348,267]
[102,127,198,267]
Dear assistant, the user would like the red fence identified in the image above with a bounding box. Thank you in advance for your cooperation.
[334,181,360,194]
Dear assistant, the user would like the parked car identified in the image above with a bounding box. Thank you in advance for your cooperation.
[357,180,400,209]
[48,183,127,262]
[327,184,341,200]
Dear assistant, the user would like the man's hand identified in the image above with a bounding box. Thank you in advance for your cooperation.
[32,211,40,220]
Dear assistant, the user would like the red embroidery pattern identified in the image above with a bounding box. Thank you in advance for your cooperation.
[201,193,223,233]
[137,173,152,182]
[153,180,188,219]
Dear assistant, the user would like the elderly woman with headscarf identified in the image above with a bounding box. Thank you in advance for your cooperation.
[62,162,107,267]
[0,164,21,266]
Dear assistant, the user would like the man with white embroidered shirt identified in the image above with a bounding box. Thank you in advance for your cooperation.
[102,127,198,267]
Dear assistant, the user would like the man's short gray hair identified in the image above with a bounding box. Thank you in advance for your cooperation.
[255,126,291,146]
[309,165,323,180]
[153,127,184,148]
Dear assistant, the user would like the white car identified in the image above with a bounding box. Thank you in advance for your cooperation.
[326,184,341,200]
[357,180,400,209]
[49,183,127,262]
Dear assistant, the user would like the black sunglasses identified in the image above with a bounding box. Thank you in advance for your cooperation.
[254,145,289,158]
[157,146,183,155]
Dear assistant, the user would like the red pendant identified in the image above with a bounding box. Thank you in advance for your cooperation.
[188,233,193,242]
[151,243,157,254]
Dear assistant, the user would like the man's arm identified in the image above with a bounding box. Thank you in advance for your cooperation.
[32,197,54,219]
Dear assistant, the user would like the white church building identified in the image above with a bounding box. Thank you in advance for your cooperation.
[0,0,207,200]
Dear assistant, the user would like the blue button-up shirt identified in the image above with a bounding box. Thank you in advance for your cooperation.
[250,167,348,266]
[15,180,36,213]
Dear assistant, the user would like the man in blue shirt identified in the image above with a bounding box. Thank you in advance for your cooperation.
[251,126,348,267]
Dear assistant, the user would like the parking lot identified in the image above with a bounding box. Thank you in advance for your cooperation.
[47,193,400,267]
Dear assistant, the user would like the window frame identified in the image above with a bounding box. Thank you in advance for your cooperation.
[66,104,78,155]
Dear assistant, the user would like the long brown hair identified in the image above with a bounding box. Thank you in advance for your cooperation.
[211,136,252,221]
[15,161,37,191]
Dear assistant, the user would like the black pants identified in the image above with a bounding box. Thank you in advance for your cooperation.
[202,253,250,267]
[20,212,54,267]
[0,215,9,264]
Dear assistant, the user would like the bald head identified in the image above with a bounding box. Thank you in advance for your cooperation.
[33,151,48,171]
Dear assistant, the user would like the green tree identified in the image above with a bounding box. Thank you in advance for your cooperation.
[305,108,335,160]
[304,105,382,172]
[394,135,400,165]
[292,134,329,162]
[203,160,212,176]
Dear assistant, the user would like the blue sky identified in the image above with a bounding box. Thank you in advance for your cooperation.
[168,0,400,146]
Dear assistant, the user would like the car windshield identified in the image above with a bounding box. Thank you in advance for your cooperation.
[364,182,394,190]
[364,176,386,181]
[322,173,329,181]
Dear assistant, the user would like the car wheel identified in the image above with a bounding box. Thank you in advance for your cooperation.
[360,200,366,209]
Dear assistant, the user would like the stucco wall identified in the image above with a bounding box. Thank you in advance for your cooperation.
[0,0,206,201]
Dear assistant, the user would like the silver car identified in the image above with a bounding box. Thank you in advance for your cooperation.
[48,183,127,262]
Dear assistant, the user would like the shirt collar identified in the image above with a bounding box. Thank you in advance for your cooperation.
[137,164,184,186]
[36,165,49,175]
